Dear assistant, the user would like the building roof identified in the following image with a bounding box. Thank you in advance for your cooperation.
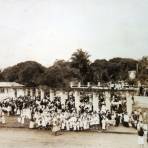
[0,82,24,88]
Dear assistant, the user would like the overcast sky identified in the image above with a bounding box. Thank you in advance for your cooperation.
[0,0,148,68]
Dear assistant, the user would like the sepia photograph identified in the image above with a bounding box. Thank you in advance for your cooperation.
[0,0,148,148]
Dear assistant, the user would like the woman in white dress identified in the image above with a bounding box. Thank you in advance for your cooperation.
[7,105,11,116]
[69,117,73,131]
[139,112,143,123]
[41,116,46,129]
[27,108,31,119]
[83,117,89,130]
[61,120,65,130]
[21,115,25,125]
[20,109,25,125]
[102,116,106,131]
[76,119,80,131]
[73,120,77,131]
[66,120,70,131]
[29,118,35,129]
[16,108,21,116]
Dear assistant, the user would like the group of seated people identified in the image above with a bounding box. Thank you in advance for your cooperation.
[0,92,145,134]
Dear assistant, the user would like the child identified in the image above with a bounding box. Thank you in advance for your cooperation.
[138,127,144,148]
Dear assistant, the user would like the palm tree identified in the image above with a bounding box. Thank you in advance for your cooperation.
[71,49,90,84]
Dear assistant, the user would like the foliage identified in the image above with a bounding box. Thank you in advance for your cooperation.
[1,50,148,88]
[2,61,46,86]
[71,49,90,84]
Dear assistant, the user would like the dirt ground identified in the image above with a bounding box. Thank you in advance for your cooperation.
[0,128,147,148]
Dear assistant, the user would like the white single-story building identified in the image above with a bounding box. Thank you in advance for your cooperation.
[0,82,25,100]
[0,82,47,100]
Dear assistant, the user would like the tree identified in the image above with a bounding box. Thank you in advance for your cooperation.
[2,61,46,86]
[0,70,4,81]
[108,57,138,81]
[70,49,90,84]
[40,65,65,88]
[53,60,80,83]
[38,59,80,89]
[90,59,108,84]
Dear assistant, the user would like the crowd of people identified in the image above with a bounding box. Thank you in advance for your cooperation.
[0,92,146,136]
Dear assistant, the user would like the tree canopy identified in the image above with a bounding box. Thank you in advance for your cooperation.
[1,50,147,88]
[71,49,90,84]
[2,61,46,86]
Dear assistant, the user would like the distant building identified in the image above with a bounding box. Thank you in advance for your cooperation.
[0,82,47,100]
[0,82,24,99]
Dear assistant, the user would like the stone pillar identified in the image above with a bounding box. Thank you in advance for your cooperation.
[35,89,38,97]
[50,90,54,101]
[78,82,81,88]
[74,91,80,112]
[60,91,67,106]
[126,92,133,115]
[93,92,99,112]
[87,82,90,87]
[30,89,33,97]
[40,89,44,99]
[105,92,111,111]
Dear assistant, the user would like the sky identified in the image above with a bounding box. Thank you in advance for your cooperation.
[0,0,148,69]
